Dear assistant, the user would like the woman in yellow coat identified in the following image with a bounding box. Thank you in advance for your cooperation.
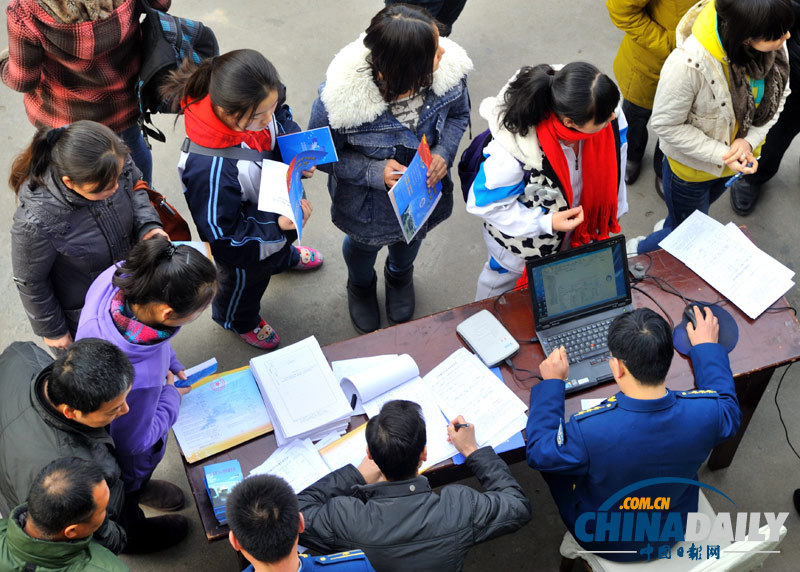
[607,0,696,186]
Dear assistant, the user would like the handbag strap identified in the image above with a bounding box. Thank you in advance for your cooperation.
[180,138,268,162]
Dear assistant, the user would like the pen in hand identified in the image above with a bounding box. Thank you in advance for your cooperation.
[724,156,760,188]
[453,423,470,431]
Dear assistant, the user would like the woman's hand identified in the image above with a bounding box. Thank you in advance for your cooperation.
[426,154,447,188]
[277,200,312,231]
[166,370,192,397]
[141,227,170,241]
[301,166,316,179]
[383,159,406,188]
[278,216,295,230]
[43,332,73,350]
[299,199,312,226]
[551,206,584,232]
[722,139,758,174]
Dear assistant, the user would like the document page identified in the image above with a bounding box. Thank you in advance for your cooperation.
[423,348,528,447]
[659,211,794,318]
[250,439,331,493]
[173,367,272,463]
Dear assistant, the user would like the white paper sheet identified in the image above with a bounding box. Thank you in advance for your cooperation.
[658,211,794,319]
[423,348,528,447]
[257,159,295,222]
[250,439,331,493]
[332,354,399,415]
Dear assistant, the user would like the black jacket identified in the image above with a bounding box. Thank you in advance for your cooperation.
[11,157,161,338]
[298,447,531,572]
[0,342,127,554]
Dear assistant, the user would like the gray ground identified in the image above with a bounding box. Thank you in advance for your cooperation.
[1,1,799,570]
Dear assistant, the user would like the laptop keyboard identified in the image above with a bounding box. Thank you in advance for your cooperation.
[542,319,612,365]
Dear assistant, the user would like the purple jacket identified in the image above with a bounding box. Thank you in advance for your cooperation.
[76,265,183,492]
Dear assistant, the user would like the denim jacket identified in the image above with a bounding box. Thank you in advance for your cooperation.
[308,35,472,245]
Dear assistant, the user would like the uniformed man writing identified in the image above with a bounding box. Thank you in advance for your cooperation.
[526,306,741,562]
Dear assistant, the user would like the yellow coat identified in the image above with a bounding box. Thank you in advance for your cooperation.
[607,0,697,108]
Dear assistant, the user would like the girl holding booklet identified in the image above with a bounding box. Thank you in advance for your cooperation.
[466,63,628,300]
[308,4,472,333]
[76,237,216,512]
[162,49,324,350]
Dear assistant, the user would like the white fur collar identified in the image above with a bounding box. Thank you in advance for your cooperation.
[321,34,473,130]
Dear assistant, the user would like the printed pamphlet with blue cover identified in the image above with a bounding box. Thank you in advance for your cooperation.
[388,135,443,243]
[276,126,339,167]
[203,459,243,525]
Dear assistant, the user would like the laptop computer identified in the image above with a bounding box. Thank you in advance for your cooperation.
[525,235,633,394]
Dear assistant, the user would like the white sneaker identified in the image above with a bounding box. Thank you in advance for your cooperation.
[626,236,644,258]
[653,218,665,232]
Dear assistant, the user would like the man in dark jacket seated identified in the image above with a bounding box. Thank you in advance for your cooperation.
[0,340,187,555]
[0,457,128,571]
[298,400,532,572]
[228,474,376,572]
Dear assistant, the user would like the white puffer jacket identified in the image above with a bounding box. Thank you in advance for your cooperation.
[651,0,790,177]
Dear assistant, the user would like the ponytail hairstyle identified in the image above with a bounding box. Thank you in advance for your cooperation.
[716,0,793,66]
[500,62,620,136]
[160,49,282,125]
[113,236,217,319]
[364,3,441,102]
[9,120,129,195]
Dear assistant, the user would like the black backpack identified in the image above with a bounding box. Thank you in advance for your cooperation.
[457,129,531,202]
[136,0,219,143]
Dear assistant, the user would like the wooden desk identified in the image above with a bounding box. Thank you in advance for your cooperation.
[184,246,800,541]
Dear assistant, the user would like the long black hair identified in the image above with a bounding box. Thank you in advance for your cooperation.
[160,49,282,124]
[113,236,217,319]
[716,0,794,66]
[364,3,441,102]
[500,63,620,137]
[9,120,129,195]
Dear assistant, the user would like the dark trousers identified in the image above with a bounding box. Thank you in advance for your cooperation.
[745,69,800,186]
[212,244,300,333]
[622,99,664,176]
[385,0,467,33]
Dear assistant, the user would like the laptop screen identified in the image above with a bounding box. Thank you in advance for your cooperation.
[527,236,631,328]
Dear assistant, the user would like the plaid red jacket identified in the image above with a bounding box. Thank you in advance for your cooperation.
[1,0,171,132]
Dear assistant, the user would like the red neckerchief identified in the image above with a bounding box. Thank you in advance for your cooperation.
[183,95,272,152]
[535,114,620,247]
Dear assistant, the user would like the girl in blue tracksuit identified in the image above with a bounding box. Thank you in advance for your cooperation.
[163,49,323,350]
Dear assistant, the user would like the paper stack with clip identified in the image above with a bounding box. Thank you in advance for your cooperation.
[250,336,352,446]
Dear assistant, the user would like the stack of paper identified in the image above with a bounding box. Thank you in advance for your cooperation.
[659,211,795,319]
[250,439,331,493]
[203,460,243,525]
[250,337,352,446]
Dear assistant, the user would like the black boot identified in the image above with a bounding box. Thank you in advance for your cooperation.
[384,264,415,324]
[729,178,762,216]
[625,159,642,185]
[347,274,380,334]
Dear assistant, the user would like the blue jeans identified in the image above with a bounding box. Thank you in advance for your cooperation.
[118,125,153,185]
[638,160,728,253]
[342,236,422,288]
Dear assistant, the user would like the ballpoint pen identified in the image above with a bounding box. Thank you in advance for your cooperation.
[724,155,761,188]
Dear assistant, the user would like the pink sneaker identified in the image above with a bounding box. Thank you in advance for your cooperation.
[292,247,324,271]
[239,319,280,350]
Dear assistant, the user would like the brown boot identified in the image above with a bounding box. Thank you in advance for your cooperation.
[138,479,185,512]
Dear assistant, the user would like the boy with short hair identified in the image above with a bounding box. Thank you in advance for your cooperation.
[527,307,741,562]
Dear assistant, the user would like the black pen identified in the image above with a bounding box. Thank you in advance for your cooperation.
[453,423,470,431]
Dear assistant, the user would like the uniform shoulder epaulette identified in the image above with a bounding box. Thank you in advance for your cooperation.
[573,396,617,421]
[676,389,719,399]
[312,549,371,568]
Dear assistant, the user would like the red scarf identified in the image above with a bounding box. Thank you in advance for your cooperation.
[535,114,620,247]
[182,95,272,151]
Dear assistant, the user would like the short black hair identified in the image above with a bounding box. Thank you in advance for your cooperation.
[113,235,217,318]
[226,475,300,564]
[607,308,674,385]
[717,0,794,66]
[365,400,426,480]
[501,62,619,136]
[364,3,441,102]
[27,457,105,538]
[48,338,133,413]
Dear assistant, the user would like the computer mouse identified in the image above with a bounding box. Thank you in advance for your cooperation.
[673,303,738,356]
[683,304,699,329]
